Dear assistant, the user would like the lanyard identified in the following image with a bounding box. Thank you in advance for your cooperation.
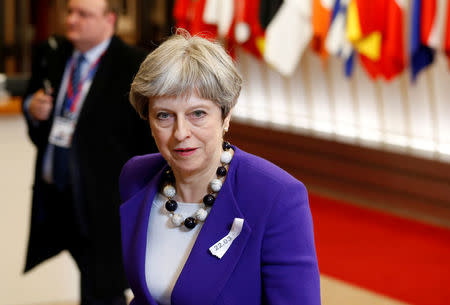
[64,52,105,114]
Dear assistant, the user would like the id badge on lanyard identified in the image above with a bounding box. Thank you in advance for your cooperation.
[48,116,76,148]
[48,52,104,148]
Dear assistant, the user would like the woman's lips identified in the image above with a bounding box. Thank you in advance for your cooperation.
[174,147,197,157]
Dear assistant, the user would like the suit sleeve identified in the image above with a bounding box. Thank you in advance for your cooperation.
[261,182,321,305]
[22,40,54,147]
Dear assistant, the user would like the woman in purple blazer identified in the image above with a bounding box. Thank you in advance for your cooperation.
[119,29,321,305]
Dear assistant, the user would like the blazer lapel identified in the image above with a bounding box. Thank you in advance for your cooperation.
[171,158,252,305]
[121,169,163,305]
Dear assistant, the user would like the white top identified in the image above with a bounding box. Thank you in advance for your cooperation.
[145,193,203,305]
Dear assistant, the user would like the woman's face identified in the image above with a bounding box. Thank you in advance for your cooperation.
[149,93,231,179]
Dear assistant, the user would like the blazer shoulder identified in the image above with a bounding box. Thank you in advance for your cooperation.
[234,147,305,190]
[119,153,166,202]
[231,148,310,238]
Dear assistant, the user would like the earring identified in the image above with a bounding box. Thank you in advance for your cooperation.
[224,127,229,132]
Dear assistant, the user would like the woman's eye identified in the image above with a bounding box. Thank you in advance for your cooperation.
[156,112,171,120]
[191,110,206,118]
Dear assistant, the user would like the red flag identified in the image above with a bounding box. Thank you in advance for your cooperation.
[227,0,265,58]
[351,0,405,80]
[173,0,218,39]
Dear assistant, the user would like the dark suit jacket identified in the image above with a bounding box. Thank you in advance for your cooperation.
[23,35,158,294]
[119,147,321,305]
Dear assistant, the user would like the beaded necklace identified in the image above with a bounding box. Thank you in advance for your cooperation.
[161,141,234,229]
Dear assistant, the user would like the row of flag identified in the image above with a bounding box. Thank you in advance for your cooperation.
[173,0,450,82]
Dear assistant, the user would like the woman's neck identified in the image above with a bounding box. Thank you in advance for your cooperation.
[172,154,222,203]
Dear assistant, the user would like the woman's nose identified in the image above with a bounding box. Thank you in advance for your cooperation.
[174,117,191,140]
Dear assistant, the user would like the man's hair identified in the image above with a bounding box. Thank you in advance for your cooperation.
[105,0,122,16]
[104,0,121,30]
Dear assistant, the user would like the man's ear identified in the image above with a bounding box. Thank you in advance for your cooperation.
[106,12,117,27]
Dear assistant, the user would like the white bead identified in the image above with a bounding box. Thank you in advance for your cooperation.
[210,178,223,192]
[195,208,208,222]
[163,185,176,198]
[171,214,184,226]
[221,151,233,164]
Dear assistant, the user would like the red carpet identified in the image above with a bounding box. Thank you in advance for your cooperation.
[309,193,450,305]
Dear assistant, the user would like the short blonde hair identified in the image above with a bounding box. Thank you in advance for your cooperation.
[130,29,242,120]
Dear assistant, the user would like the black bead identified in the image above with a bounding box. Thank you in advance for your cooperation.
[162,169,175,182]
[162,169,175,183]
[203,194,216,206]
[184,217,196,229]
[216,166,227,177]
[222,141,231,150]
[165,199,178,212]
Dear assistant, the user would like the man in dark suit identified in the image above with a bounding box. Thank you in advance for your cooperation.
[22,0,157,304]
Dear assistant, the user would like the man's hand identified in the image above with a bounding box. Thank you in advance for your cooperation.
[29,89,53,121]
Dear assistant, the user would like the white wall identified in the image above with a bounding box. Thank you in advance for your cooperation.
[234,49,450,163]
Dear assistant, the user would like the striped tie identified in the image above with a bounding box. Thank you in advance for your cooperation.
[53,54,85,190]
[71,54,85,98]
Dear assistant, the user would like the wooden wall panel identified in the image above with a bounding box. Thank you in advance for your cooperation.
[228,121,450,222]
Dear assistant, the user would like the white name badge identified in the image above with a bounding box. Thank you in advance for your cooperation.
[48,116,75,148]
[209,218,244,259]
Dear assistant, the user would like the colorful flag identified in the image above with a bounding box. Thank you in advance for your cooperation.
[325,0,355,76]
[346,0,382,61]
[174,0,218,39]
[446,2,450,66]
[259,0,283,29]
[346,0,405,80]
[410,0,435,81]
[421,0,448,49]
[203,0,234,38]
[412,0,450,79]
[227,0,266,58]
[264,0,313,76]
[312,0,336,59]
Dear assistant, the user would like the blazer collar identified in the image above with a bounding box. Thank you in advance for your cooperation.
[122,168,161,305]
[124,148,252,305]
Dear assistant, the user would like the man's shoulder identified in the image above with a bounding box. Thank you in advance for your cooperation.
[36,35,73,56]
[108,36,148,63]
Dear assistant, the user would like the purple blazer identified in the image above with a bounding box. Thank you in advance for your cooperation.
[119,147,321,305]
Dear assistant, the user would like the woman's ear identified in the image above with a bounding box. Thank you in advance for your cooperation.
[223,110,232,133]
